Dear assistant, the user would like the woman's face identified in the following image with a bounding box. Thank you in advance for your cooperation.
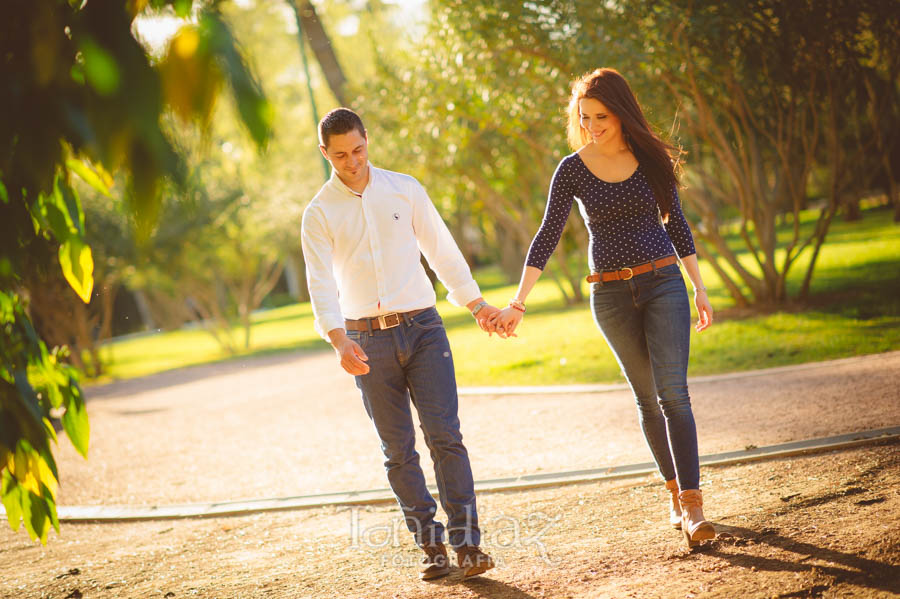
[579,97,623,147]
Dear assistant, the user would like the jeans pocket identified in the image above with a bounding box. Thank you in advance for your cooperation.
[656,263,683,278]
[410,310,444,330]
[346,330,368,349]
[591,287,622,317]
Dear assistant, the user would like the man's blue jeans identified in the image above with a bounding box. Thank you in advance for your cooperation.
[348,307,479,548]
[590,262,701,490]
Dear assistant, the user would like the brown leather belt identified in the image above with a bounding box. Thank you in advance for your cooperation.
[345,308,431,331]
[586,255,678,283]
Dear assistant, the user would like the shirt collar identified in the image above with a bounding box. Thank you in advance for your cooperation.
[328,162,375,198]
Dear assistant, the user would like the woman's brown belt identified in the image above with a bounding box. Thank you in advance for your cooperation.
[586,255,678,283]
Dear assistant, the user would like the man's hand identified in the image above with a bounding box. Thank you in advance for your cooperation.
[467,298,503,336]
[328,329,370,375]
[475,304,502,335]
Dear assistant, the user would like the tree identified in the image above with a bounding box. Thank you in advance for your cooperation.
[1,0,271,542]
[372,0,898,306]
[358,0,594,301]
[631,0,899,304]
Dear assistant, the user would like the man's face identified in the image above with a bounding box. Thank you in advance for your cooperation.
[320,128,369,190]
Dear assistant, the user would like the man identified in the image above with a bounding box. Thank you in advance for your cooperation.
[301,107,498,580]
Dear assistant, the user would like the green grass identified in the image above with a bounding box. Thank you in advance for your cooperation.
[97,206,900,386]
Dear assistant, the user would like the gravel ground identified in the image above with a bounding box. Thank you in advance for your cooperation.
[1,351,898,598]
[49,351,900,507]
[3,443,898,598]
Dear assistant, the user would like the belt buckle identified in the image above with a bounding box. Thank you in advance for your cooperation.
[620,267,634,281]
[377,313,401,329]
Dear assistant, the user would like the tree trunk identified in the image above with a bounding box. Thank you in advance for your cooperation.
[132,289,158,330]
[284,252,306,301]
[842,191,862,222]
[552,250,583,304]
[289,0,348,106]
[693,241,749,307]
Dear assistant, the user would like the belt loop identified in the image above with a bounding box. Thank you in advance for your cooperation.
[366,317,373,335]
[402,311,412,326]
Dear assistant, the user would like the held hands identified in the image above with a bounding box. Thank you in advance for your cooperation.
[471,300,524,339]
[489,306,523,338]
[473,304,502,334]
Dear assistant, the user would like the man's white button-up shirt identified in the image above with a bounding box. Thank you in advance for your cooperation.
[301,164,481,339]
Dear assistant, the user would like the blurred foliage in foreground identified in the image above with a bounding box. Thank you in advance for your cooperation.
[0,0,270,542]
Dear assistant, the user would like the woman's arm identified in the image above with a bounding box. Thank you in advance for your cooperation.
[489,157,575,337]
[680,254,713,332]
[492,265,543,337]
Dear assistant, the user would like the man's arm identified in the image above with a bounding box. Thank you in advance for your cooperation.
[301,206,370,374]
[410,180,500,330]
[300,206,345,338]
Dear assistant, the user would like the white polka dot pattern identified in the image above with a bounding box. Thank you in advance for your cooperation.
[525,153,697,271]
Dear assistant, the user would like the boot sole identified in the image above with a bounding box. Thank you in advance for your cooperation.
[683,522,716,547]
[420,567,450,581]
[462,561,495,579]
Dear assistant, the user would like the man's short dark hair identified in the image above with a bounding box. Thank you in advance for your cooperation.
[318,108,366,148]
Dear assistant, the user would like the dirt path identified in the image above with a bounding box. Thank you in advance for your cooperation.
[1,351,898,598]
[48,351,900,506]
[2,442,897,598]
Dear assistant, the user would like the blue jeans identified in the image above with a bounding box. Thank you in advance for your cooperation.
[590,261,701,490]
[348,307,479,548]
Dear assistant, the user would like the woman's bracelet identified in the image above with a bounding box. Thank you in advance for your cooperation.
[509,298,526,313]
[693,285,708,294]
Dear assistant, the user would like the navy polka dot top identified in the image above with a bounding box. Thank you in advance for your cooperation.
[525,153,696,272]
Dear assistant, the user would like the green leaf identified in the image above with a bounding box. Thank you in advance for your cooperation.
[13,372,44,430]
[58,238,94,303]
[59,176,86,235]
[79,38,120,96]
[0,177,8,204]
[39,187,73,243]
[203,13,272,149]
[44,484,60,535]
[24,490,51,544]
[42,418,58,445]
[1,471,23,532]
[66,159,111,198]
[174,0,193,18]
[38,444,59,485]
[61,384,89,458]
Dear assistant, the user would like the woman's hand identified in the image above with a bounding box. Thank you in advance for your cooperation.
[694,290,713,332]
[491,306,524,338]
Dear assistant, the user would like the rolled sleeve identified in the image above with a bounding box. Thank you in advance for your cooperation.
[300,205,345,340]
[410,180,481,307]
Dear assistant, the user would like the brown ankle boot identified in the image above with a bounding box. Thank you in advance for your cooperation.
[420,543,450,580]
[679,489,716,547]
[455,545,495,579]
[665,479,682,530]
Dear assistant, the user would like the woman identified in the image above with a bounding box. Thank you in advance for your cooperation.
[493,68,715,547]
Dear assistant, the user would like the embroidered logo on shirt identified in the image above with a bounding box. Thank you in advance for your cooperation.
[392,213,400,221]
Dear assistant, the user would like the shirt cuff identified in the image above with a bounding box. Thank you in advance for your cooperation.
[445,280,482,308]
[314,313,346,341]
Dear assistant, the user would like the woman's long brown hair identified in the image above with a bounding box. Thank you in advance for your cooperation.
[566,68,682,222]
